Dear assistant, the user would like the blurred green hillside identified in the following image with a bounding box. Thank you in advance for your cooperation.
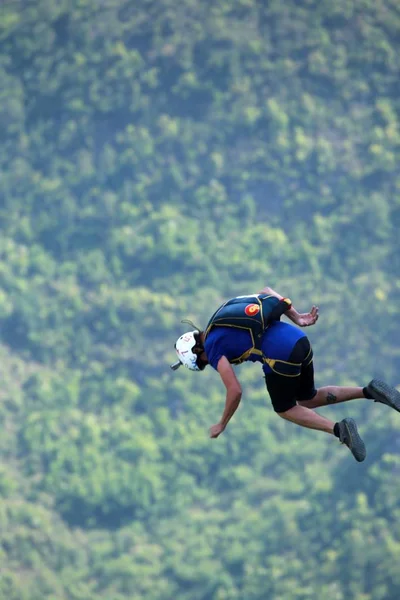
[0,0,400,598]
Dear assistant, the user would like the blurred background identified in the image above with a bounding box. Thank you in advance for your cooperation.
[0,0,400,598]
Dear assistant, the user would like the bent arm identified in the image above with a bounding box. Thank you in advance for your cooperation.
[258,285,319,327]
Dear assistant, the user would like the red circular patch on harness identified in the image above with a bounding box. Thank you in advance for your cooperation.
[244,304,260,316]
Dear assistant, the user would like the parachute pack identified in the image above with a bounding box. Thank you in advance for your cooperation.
[204,294,292,363]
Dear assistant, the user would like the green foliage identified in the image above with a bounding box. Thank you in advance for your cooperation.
[0,0,400,598]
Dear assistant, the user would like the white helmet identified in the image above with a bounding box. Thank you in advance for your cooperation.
[172,330,202,371]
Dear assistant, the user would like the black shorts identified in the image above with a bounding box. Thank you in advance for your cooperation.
[264,336,317,413]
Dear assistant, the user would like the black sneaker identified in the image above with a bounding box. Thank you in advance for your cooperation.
[337,418,366,463]
[365,379,400,413]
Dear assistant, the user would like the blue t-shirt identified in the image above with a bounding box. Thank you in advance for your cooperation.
[204,321,306,373]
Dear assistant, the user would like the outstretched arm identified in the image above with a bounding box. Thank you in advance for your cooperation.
[258,285,319,328]
[209,356,242,438]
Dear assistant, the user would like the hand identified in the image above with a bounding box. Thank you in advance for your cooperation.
[296,305,319,327]
[209,423,225,438]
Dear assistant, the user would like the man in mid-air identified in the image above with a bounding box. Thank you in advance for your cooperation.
[171,285,400,463]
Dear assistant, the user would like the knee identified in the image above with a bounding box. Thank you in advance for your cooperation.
[297,388,319,407]
[297,399,309,407]
[275,406,296,419]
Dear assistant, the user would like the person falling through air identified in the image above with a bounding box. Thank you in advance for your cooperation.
[170,284,400,463]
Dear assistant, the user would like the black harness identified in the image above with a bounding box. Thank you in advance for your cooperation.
[204,294,309,375]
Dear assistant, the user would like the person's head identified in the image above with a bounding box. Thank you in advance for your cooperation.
[171,329,208,372]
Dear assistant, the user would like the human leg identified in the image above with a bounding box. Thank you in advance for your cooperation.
[264,367,334,434]
[276,405,366,462]
[299,380,400,413]
[298,386,365,409]
[292,347,370,409]
[264,370,366,462]
[277,404,334,434]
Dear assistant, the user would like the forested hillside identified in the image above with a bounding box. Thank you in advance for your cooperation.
[1,0,400,598]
